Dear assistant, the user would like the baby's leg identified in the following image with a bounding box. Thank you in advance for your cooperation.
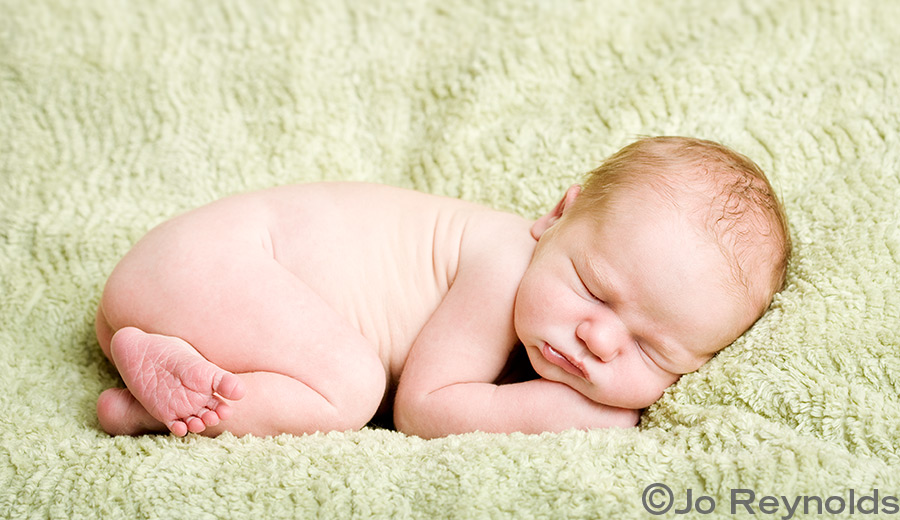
[97,364,364,437]
[96,211,386,437]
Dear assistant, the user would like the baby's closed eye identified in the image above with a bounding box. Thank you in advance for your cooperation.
[571,259,602,303]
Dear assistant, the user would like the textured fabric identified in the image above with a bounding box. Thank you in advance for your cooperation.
[2,0,899,517]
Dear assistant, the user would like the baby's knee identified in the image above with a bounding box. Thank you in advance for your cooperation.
[326,356,386,431]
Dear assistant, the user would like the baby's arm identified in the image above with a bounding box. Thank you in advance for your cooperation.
[393,221,639,438]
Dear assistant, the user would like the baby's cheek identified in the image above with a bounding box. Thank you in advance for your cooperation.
[631,379,676,409]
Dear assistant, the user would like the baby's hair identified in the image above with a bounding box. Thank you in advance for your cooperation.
[574,136,792,316]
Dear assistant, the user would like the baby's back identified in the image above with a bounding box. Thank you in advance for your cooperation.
[254,183,513,381]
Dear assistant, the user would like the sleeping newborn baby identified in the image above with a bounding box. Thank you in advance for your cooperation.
[95,136,791,438]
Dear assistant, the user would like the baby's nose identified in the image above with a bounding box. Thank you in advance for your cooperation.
[575,318,627,362]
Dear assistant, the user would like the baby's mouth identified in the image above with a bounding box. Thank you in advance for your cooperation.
[541,343,587,379]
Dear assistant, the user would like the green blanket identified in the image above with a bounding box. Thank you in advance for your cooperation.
[2,0,899,517]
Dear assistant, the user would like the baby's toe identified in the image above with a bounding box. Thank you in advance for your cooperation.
[169,420,189,437]
[213,401,233,421]
[214,372,246,401]
[186,416,206,434]
[200,409,221,427]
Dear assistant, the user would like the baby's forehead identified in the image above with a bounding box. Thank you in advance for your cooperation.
[603,179,775,276]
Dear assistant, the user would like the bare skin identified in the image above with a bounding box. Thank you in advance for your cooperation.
[100,327,245,436]
[96,182,757,438]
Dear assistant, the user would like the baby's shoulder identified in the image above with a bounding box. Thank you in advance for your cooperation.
[455,206,535,281]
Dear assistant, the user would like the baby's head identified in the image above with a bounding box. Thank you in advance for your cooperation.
[514,136,791,409]
[573,136,791,310]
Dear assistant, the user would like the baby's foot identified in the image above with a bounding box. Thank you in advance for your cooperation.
[97,387,167,435]
[109,327,246,436]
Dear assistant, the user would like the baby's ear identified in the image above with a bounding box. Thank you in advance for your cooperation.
[530,184,582,240]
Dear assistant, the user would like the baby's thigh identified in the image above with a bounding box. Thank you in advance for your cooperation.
[100,211,386,407]
[99,208,271,339]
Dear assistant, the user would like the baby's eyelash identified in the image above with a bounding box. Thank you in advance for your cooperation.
[636,342,654,363]
[570,260,602,302]
[637,342,667,371]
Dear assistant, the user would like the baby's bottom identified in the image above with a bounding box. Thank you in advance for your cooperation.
[95,214,386,437]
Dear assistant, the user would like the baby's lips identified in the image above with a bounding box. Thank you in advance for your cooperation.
[541,343,587,379]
